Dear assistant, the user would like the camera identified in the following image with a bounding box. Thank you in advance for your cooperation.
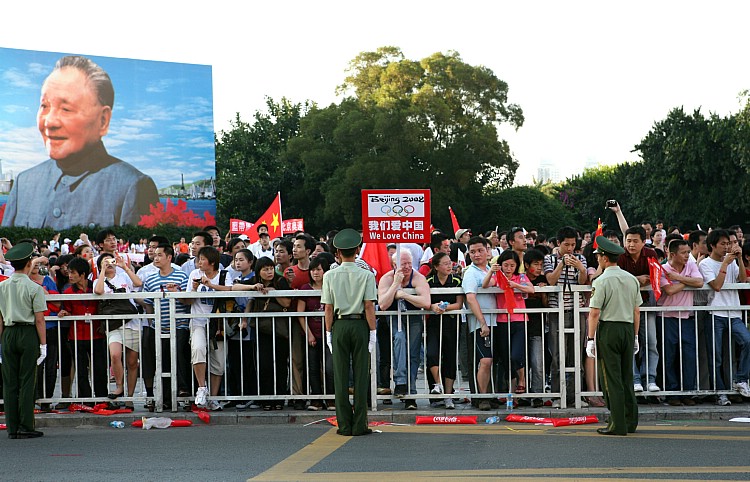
[38,266,49,276]
[606,199,617,207]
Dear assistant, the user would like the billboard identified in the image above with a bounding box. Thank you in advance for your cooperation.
[0,47,215,229]
[361,189,431,243]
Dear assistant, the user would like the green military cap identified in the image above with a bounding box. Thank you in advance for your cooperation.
[333,228,362,250]
[4,242,35,261]
[594,236,625,256]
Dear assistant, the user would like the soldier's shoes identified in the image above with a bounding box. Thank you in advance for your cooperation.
[596,427,626,436]
[9,430,44,439]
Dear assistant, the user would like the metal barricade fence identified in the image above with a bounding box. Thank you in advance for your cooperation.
[2,284,749,412]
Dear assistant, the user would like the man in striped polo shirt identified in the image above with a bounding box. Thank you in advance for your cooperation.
[143,245,190,409]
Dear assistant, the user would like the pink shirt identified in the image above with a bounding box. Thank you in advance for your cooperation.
[659,260,701,319]
[495,273,529,323]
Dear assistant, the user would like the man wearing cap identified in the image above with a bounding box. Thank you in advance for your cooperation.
[0,243,48,439]
[322,229,378,436]
[586,236,641,436]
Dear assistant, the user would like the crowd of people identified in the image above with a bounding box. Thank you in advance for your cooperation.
[2,201,750,413]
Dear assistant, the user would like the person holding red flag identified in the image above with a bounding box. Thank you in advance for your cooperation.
[482,250,534,395]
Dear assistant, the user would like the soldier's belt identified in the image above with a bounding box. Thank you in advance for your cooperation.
[336,313,364,320]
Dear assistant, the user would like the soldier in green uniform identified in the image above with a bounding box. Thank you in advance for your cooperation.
[0,242,48,439]
[322,229,377,436]
[586,236,641,436]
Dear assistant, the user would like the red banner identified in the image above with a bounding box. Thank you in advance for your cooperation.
[415,416,477,425]
[282,218,304,234]
[361,189,431,244]
[449,206,461,234]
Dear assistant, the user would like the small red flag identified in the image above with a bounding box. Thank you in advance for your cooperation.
[449,206,461,234]
[593,218,603,248]
[229,193,283,243]
[496,272,517,316]
[648,257,664,302]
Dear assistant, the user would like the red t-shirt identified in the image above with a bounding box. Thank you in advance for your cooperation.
[291,265,311,290]
[63,283,102,341]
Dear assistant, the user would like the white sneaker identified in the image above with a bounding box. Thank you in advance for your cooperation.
[206,399,222,411]
[195,386,208,407]
[431,383,444,395]
[716,394,731,406]
[647,383,661,392]
[633,383,644,392]
[445,398,455,410]
[734,381,750,398]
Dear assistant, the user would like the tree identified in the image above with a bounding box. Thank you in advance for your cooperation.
[214,97,310,227]
[286,46,524,232]
[479,186,576,237]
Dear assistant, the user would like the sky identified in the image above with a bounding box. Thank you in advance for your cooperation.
[2,0,748,186]
[0,48,214,189]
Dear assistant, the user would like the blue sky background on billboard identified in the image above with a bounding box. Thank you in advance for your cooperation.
[0,47,214,189]
[1,1,749,185]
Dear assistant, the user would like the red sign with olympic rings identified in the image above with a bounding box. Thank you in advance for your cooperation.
[361,189,431,243]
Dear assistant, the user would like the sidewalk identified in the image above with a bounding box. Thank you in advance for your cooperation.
[19,399,750,429]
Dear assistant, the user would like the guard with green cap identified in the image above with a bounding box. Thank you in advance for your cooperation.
[0,242,48,439]
[586,235,641,435]
[321,228,377,436]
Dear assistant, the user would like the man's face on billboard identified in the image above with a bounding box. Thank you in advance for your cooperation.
[37,67,111,162]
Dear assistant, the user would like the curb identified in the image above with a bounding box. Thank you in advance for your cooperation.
[18,405,750,429]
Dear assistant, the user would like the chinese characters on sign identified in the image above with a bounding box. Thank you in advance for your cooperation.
[281,218,304,233]
[361,189,431,243]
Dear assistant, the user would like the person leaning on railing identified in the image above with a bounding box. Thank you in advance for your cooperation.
[425,252,464,410]
[244,256,292,411]
[93,252,142,404]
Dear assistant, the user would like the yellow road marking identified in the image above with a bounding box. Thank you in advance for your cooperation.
[250,424,750,481]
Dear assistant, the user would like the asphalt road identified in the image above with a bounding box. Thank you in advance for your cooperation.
[2,421,749,481]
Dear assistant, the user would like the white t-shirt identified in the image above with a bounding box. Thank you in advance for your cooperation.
[187,269,233,327]
[98,271,140,330]
[699,256,741,318]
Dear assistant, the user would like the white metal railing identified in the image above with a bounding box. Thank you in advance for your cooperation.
[2,284,748,412]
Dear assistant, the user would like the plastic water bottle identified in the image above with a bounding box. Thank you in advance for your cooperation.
[438,301,449,310]
[109,421,125,429]
[506,393,514,411]
[142,416,173,430]
[485,416,501,424]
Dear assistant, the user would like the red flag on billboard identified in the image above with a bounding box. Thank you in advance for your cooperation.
[449,206,461,234]
[360,242,392,283]
[592,218,603,248]
[648,257,665,302]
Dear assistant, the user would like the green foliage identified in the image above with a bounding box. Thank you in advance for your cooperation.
[215,97,311,227]
[478,186,576,237]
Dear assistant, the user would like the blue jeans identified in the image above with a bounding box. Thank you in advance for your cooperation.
[528,335,544,394]
[663,317,697,391]
[705,316,750,389]
[391,315,424,394]
[633,311,658,385]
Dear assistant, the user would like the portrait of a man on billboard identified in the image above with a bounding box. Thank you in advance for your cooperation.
[0,48,215,229]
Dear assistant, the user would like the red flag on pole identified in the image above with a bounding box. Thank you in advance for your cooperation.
[496,272,517,316]
[449,206,461,234]
[230,193,283,243]
[360,242,392,283]
[592,218,603,248]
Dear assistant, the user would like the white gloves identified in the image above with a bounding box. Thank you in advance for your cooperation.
[0,343,3,364]
[368,330,377,353]
[585,340,596,358]
[37,344,47,366]
[634,338,640,355]
[326,331,333,354]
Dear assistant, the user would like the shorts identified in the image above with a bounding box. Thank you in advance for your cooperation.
[108,327,141,352]
[190,324,225,376]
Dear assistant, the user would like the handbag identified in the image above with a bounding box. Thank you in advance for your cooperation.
[249,296,289,339]
[98,279,138,333]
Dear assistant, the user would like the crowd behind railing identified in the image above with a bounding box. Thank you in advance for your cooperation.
[2,209,750,413]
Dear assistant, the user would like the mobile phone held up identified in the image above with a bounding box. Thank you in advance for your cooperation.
[606,199,617,208]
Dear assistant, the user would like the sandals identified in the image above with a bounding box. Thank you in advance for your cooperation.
[514,385,526,394]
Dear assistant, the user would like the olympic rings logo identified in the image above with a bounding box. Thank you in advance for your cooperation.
[380,205,416,217]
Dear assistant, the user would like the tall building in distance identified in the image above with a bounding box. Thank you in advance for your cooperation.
[537,162,560,184]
